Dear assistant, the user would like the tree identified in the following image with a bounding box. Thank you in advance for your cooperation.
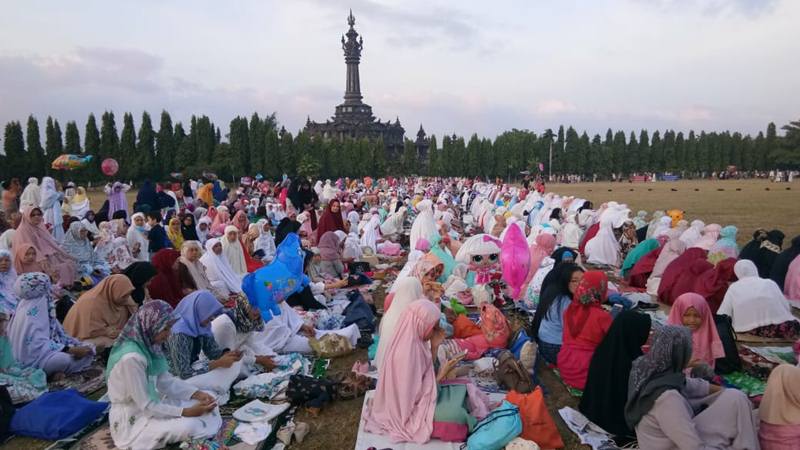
[402,139,417,175]
[156,111,174,179]
[26,116,46,176]
[765,122,778,169]
[626,131,638,175]
[662,130,676,172]
[136,112,156,181]
[119,113,136,180]
[638,130,650,173]
[650,131,663,173]
[64,121,81,154]
[45,117,64,164]
[775,119,800,169]
[3,122,26,178]
[99,111,119,161]
[264,128,281,179]
[84,113,100,161]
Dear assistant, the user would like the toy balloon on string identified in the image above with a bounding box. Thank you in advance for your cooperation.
[101,158,119,176]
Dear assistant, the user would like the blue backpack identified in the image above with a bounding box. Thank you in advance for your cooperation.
[466,400,522,450]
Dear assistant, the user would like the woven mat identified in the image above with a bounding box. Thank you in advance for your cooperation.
[735,333,797,344]
[49,363,107,396]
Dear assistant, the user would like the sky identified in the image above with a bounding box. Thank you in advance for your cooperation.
[1,0,798,142]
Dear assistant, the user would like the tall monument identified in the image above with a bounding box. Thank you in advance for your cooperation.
[304,10,407,159]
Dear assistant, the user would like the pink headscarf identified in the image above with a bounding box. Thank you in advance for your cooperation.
[414,238,431,252]
[12,208,77,285]
[785,255,800,301]
[520,233,556,293]
[363,299,440,443]
[317,231,341,261]
[211,208,230,236]
[691,224,721,251]
[667,292,725,368]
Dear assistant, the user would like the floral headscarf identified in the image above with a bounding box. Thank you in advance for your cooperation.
[227,294,264,333]
[106,300,178,400]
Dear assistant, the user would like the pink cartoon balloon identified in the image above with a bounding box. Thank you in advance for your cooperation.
[101,158,119,176]
[501,223,531,299]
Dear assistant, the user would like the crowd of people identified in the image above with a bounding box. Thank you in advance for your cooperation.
[0,173,798,449]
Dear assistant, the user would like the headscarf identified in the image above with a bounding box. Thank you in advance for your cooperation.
[786,253,800,301]
[679,220,705,248]
[521,233,557,294]
[409,199,436,251]
[315,200,346,242]
[657,247,708,304]
[274,218,300,246]
[709,225,739,260]
[579,311,652,438]
[624,325,692,428]
[19,177,41,209]
[317,231,342,262]
[632,210,648,230]
[200,238,243,295]
[360,213,381,253]
[752,229,784,277]
[650,230,687,278]
[148,249,182,307]
[0,250,18,313]
[166,217,184,250]
[232,210,249,235]
[126,212,150,262]
[107,182,129,217]
[717,259,798,332]
[227,294,263,333]
[645,210,665,239]
[759,364,800,426]
[64,274,137,341]
[652,216,673,238]
[196,216,212,244]
[171,290,223,338]
[375,277,424,369]
[770,235,800,291]
[739,228,768,262]
[135,180,159,212]
[179,240,216,293]
[691,257,738,313]
[0,229,14,252]
[363,299,440,443]
[621,238,660,278]
[253,219,276,261]
[8,273,81,367]
[105,300,178,401]
[122,262,158,304]
[221,226,247,275]
[70,187,90,218]
[412,253,444,283]
[180,214,200,242]
[667,293,724,368]
[39,177,64,242]
[565,271,608,338]
[12,207,77,285]
[61,221,94,263]
[210,206,230,236]
[691,223,721,251]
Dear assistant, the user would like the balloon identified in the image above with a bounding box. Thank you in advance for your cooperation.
[50,154,93,171]
[241,232,308,320]
[501,223,531,299]
[101,158,119,176]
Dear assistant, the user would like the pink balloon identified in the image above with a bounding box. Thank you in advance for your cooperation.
[501,223,531,299]
[101,158,119,176]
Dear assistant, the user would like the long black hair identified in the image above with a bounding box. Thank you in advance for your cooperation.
[530,263,584,340]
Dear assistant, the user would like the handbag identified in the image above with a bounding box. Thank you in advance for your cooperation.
[506,388,564,449]
[714,314,742,374]
[10,389,107,440]
[465,400,522,450]
[494,350,535,394]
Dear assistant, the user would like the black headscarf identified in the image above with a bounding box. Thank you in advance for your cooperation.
[579,311,652,439]
[738,228,768,262]
[122,262,158,304]
[275,218,301,247]
[136,180,160,212]
[530,263,582,340]
[753,229,785,278]
[770,235,800,290]
[180,213,199,241]
[95,200,110,224]
[287,177,318,212]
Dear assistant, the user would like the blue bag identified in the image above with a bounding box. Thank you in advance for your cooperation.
[510,329,530,359]
[10,389,108,440]
[466,400,522,450]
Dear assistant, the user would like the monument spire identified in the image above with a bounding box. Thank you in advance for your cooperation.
[341,9,364,105]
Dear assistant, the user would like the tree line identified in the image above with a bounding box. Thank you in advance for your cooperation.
[2,111,799,183]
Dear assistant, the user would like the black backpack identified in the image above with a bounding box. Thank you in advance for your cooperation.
[714,314,742,374]
[0,386,14,439]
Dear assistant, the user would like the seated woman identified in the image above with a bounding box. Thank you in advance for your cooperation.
[657,247,709,304]
[149,249,183,308]
[105,237,135,273]
[8,273,95,377]
[177,240,227,301]
[165,291,244,401]
[317,231,346,279]
[717,259,800,339]
[260,289,360,354]
[708,225,739,263]
[759,364,800,449]
[63,274,138,351]
[61,221,110,284]
[123,261,158,304]
[364,299,482,443]
[429,232,457,282]
[0,302,47,404]
[210,295,276,376]
[531,263,584,365]
[666,293,725,374]
[200,238,244,297]
[180,213,200,243]
[625,325,759,449]
[106,300,221,449]
[166,217,185,251]
[12,207,77,286]
[580,311,651,442]
[253,219,276,264]
[374,278,424,369]
[221,226,251,275]
[557,271,613,390]
[621,238,661,279]
[196,216,212,245]
[126,212,150,262]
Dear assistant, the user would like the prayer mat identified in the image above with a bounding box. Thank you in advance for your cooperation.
[552,369,583,398]
[48,362,106,396]
[743,345,798,365]
[735,333,797,345]
[723,371,766,397]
